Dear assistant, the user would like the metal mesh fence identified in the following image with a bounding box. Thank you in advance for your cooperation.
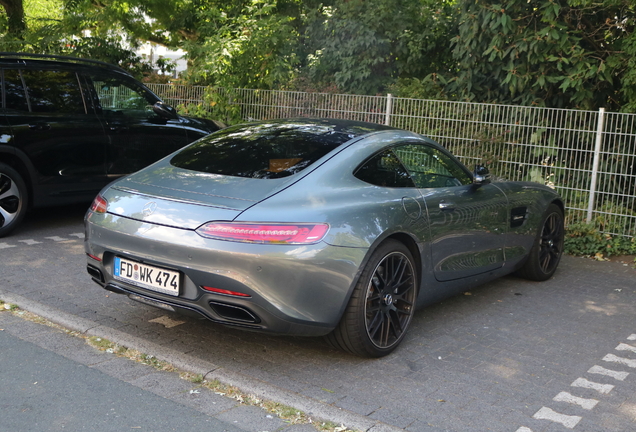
[146,84,636,237]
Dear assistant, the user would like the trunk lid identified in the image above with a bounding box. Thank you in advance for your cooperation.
[103,160,298,229]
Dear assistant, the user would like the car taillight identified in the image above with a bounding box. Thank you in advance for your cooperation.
[195,222,329,244]
[90,195,108,213]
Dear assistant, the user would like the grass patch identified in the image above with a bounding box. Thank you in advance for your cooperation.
[1,301,20,311]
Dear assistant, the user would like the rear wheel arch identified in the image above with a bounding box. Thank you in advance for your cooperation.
[326,233,421,357]
[386,233,422,286]
[342,232,422,310]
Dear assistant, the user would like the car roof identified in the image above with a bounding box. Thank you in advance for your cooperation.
[0,52,130,75]
[239,118,399,138]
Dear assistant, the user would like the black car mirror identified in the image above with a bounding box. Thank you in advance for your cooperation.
[473,165,491,185]
[153,101,179,119]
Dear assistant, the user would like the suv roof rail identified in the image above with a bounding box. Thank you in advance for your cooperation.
[0,52,129,74]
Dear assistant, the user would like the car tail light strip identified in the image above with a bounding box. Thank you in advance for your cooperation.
[196,222,329,244]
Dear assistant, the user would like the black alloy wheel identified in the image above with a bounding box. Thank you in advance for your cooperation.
[364,250,417,350]
[538,210,564,274]
[518,203,564,281]
[326,239,417,357]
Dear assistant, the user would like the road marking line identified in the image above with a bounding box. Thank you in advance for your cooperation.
[44,236,69,242]
[603,353,636,368]
[0,242,16,249]
[553,391,598,410]
[588,365,629,381]
[18,239,42,245]
[616,343,636,353]
[571,377,614,394]
[69,233,84,238]
[532,407,581,429]
[627,334,636,341]
[515,427,533,432]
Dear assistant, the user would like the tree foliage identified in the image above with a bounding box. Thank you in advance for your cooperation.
[304,0,457,94]
[445,0,636,111]
[180,0,303,88]
[3,0,636,111]
[0,0,26,38]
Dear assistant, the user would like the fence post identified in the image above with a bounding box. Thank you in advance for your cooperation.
[385,93,393,126]
[586,107,605,223]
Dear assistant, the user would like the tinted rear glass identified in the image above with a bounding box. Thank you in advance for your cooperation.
[3,69,29,111]
[170,121,355,179]
[21,69,86,114]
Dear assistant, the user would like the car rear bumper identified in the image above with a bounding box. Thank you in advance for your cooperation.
[85,212,368,336]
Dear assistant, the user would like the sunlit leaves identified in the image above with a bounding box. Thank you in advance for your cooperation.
[446,0,636,111]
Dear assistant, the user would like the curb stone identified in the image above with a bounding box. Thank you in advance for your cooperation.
[0,289,404,432]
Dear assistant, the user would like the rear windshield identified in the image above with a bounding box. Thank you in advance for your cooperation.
[170,121,355,179]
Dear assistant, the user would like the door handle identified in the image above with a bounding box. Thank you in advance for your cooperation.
[439,201,455,211]
[28,123,51,131]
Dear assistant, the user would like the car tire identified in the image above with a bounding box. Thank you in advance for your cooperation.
[0,163,28,237]
[517,203,564,281]
[326,239,417,357]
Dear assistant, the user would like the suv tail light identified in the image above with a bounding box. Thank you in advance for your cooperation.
[196,222,329,244]
[90,195,108,213]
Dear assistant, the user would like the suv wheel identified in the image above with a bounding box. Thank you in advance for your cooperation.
[0,163,28,237]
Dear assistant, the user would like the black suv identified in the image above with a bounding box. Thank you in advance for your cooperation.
[0,53,223,236]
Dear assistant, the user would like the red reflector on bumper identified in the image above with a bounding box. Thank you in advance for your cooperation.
[201,286,251,297]
[87,253,102,262]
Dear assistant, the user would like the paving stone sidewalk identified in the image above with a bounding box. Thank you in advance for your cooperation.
[2,208,636,431]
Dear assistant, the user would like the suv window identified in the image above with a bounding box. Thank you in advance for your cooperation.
[3,69,29,112]
[20,69,86,114]
[91,74,155,115]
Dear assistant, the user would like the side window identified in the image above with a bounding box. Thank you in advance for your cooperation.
[90,74,155,116]
[20,69,86,114]
[354,149,415,188]
[3,69,29,112]
[394,143,472,188]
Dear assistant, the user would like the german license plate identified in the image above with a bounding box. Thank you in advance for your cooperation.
[113,257,180,296]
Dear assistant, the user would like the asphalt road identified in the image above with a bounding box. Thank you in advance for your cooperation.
[2,203,636,432]
[0,312,246,432]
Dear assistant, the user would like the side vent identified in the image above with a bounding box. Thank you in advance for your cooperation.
[510,207,528,228]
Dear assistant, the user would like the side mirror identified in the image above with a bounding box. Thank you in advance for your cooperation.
[152,101,178,120]
[473,165,491,185]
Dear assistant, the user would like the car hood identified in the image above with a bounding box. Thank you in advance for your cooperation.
[179,115,225,134]
[103,160,299,229]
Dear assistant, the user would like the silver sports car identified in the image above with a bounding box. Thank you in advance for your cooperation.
[85,118,564,357]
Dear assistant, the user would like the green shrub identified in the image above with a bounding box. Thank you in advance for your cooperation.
[177,88,243,126]
[565,223,636,257]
